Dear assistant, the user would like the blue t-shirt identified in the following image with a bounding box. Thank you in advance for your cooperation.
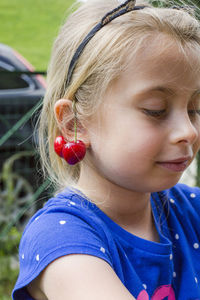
[12,183,200,299]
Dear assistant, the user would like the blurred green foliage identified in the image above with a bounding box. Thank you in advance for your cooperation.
[0,151,35,299]
[0,227,21,299]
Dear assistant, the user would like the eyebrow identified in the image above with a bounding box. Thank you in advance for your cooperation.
[140,86,200,97]
[143,86,175,95]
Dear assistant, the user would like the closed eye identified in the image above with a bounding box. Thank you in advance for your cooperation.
[188,109,200,116]
[142,109,166,118]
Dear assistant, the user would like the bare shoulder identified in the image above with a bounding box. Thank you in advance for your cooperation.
[28,254,136,300]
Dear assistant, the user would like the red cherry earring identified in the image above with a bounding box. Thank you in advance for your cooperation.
[54,101,86,165]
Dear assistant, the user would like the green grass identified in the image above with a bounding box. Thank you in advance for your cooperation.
[0,0,75,70]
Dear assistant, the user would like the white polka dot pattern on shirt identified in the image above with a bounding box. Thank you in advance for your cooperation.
[22,254,25,260]
[36,254,40,261]
[100,247,105,253]
[170,198,175,204]
[59,220,66,225]
[195,277,198,284]
[193,243,199,249]
[67,200,76,206]
[173,272,176,278]
[170,254,173,260]
[190,193,196,198]
[143,284,147,289]
[175,234,179,240]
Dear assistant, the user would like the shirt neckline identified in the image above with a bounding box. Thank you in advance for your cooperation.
[65,187,172,255]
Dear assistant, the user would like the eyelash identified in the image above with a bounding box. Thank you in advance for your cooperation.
[188,109,200,116]
[143,109,166,118]
[143,109,200,119]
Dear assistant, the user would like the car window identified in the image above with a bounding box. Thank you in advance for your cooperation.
[0,66,29,89]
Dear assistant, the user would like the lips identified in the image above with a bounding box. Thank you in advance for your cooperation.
[157,157,191,172]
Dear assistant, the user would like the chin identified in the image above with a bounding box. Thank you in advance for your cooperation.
[139,174,183,193]
[152,179,181,192]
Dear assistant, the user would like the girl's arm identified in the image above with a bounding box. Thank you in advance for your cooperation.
[27,254,136,300]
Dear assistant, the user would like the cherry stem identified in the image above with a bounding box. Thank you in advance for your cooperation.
[73,101,77,143]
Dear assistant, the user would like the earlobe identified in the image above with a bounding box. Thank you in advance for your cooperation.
[54,99,90,148]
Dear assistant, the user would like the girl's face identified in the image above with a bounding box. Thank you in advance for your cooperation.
[86,34,200,193]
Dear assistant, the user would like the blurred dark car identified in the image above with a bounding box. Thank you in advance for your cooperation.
[0,43,46,227]
[0,42,46,145]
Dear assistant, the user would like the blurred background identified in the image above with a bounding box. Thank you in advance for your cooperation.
[0,0,74,298]
[0,0,200,299]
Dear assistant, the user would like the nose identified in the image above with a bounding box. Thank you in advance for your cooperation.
[170,113,199,145]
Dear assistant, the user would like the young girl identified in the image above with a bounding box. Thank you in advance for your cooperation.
[12,0,200,299]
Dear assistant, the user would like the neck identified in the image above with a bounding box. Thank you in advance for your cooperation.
[76,164,159,242]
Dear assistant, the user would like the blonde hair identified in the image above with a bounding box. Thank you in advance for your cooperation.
[38,0,200,191]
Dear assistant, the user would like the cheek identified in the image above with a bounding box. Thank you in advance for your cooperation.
[193,124,200,152]
[92,127,161,167]
[88,110,165,163]
[194,137,200,155]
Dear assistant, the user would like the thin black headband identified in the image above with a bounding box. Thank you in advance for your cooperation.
[66,0,146,87]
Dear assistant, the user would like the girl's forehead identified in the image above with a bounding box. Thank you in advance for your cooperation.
[122,34,200,82]
[107,34,200,99]
[132,33,200,69]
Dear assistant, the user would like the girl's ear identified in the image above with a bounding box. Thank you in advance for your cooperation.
[54,99,90,147]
